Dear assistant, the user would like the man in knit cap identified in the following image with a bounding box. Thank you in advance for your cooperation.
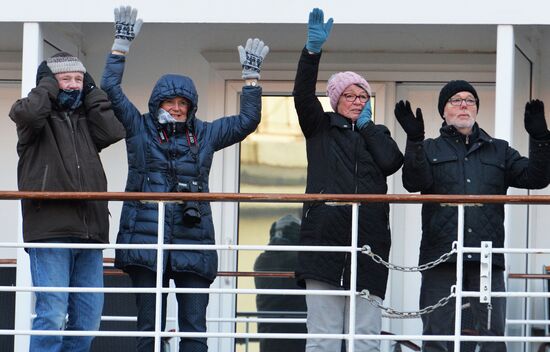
[293,8,403,352]
[394,80,550,351]
[10,52,125,351]
[254,215,306,352]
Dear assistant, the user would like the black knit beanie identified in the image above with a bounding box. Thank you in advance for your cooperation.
[438,80,479,118]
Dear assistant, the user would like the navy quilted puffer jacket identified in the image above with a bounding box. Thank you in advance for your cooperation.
[101,54,261,281]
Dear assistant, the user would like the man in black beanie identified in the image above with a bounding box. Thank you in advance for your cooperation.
[394,80,550,351]
[10,52,125,351]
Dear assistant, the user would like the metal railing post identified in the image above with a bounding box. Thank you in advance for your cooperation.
[348,203,359,352]
[155,201,166,352]
[453,204,465,351]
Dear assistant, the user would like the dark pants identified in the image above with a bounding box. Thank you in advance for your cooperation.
[420,262,506,352]
[127,266,211,352]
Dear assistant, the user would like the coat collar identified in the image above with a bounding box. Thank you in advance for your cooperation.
[328,112,354,129]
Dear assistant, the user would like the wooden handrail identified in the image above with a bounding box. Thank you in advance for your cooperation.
[509,273,550,280]
[1,191,550,204]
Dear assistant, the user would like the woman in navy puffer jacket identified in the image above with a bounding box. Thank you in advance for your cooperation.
[101,6,269,351]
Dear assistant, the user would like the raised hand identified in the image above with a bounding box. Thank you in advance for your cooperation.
[394,100,425,142]
[524,99,550,140]
[306,8,334,54]
[238,38,269,80]
[112,6,143,53]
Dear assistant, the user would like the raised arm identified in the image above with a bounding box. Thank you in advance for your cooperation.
[506,99,550,189]
[394,100,434,192]
[292,8,334,138]
[209,38,269,150]
[100,5,143,136]
[9,62,59,149]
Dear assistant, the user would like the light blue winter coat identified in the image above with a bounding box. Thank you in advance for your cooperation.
[101,54,261,281]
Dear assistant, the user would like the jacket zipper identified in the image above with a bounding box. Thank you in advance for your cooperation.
[40,165,49,191]
[64,112,82,189]
[65,112,89,238]
[344,123,359,286]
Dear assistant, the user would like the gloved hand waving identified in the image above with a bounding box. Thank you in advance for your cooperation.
[394,100,425,142]
[524,99,550,140]
[112,6,143,53]
[238,38,269,80]
[306,8,334,54]
[356,100,372,130]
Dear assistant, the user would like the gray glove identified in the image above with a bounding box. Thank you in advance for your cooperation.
[238,38,269,80]
[112,6,143,53]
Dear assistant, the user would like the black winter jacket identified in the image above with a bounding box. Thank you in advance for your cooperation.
[403,123,550,268]
[10,76,125,243]
[293,48,403,299]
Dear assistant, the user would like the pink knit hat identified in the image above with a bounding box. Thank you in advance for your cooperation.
[326,71,371,111]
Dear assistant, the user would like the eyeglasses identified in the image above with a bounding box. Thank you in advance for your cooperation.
[341,93,370,103]
[162,100,190,109]
[448,97,477,106]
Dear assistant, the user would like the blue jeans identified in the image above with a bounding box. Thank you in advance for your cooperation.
[127,265,210,352]
[28,238,104,352]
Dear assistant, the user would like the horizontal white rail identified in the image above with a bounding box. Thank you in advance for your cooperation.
[0,242,357,252]
[3,329,550,343]
[0,286,349,295]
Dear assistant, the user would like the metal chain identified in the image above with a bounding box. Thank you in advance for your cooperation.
[361,243,457,272]
[359,288,455,319]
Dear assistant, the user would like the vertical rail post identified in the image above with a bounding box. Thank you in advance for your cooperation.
[154,202,166,352]
[453,204,465,351]
[14,22,44,352]
[348,203,359,352]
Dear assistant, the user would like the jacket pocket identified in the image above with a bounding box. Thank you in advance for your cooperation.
[480,156,506,189]
[429,154,459,184]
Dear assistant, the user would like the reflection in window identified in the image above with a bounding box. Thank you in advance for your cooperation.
[236,94,375,351]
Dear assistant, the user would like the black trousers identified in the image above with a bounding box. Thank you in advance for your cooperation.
[127,265,210,352]
[420,262,507,352]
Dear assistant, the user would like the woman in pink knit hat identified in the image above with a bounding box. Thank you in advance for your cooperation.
[292,8,403,352]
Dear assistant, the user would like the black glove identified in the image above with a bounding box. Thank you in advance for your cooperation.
[83,72,97,96]
[524,99,550,140]
[394,100,425,142]
[36,60,54,85]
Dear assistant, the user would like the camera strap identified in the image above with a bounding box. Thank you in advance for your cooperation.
[185,127,199,156]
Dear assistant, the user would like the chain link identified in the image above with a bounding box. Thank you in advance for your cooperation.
[358,241,458,318]
[361,242,457,272]
[359,288,455,319]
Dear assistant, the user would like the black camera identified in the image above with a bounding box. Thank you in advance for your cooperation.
[173,180,203,224]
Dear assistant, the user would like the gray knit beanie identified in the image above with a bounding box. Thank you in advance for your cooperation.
[46,52,86,74]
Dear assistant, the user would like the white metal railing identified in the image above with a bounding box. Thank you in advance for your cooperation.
[2,192,550,351]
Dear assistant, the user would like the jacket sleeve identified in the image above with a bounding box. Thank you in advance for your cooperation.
[83,87,126,151]
[359,123,404,176]
[100,53,142,137]
[208,85,262,151]
[402,139,434,192]
[292,47,327,138]
[505,138,550,189]
[9,77,59,148]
